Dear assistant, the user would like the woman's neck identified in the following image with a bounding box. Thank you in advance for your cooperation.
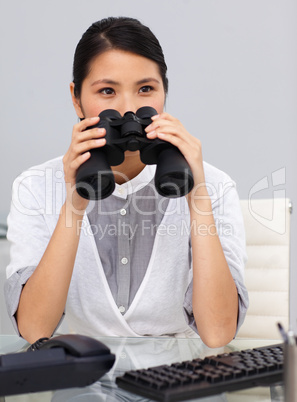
[111,151,145,185]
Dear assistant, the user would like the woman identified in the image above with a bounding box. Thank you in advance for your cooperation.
[5,17,248,347]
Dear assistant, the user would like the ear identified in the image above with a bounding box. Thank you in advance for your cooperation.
[70,82,84,119]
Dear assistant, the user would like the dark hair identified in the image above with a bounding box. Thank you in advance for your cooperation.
[72,17,168,98]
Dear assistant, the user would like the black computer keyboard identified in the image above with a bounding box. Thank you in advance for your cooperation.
[116,343,284,401]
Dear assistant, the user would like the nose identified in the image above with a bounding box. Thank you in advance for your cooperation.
[117,96,138,116]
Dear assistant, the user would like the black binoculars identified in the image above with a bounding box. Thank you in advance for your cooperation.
[76,106,194,200]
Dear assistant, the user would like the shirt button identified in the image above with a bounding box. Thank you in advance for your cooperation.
[118,188,123,195]
[120,208,127,216]
[119,306,126,313]
[121,257,128,265]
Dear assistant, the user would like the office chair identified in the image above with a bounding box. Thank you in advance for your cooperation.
[0,237,15,335]
[237,198,292,340]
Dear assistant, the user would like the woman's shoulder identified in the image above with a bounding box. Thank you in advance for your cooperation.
[25,155,64,173]
[203,161,235,187]
[202,161,238,208]
[14,156,64,183]
[12,156,65,199]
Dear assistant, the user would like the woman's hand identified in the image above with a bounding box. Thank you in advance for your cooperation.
[145,113,206,187]
[62,117,106,212]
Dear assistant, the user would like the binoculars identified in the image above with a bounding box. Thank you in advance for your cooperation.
[76,106,194,200]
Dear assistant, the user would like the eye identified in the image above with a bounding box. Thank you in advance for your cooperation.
[139,85,153,93]
[100,87,115,95]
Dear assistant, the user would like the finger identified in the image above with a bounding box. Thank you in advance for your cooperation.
[157,132,201,161]
[156,132,184,147]
[145,114,180,133]
[69,151,91,172]
[76,127,106,143]
[151,112,176,122]
[145,119,175,135]
[73,138,106,156]
[76,116,100,132]
[147,122,189,141]
[145,121,160,134]
[72,117,100,140]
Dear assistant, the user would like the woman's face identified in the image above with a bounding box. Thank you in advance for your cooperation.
[71,49,166,118]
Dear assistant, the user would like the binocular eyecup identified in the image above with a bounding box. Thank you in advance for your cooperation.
[76,107,194,200]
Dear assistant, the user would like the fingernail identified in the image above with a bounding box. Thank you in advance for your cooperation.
[151,114,159,120]
[147,130,156,138]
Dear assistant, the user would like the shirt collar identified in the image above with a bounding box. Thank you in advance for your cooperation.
[113,164,156,199]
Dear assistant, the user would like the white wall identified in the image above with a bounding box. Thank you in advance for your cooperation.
[1,0,296,331]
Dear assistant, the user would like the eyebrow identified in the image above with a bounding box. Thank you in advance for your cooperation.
[91,77,161,87]
[91,79,119,86]
[135,78,161,85]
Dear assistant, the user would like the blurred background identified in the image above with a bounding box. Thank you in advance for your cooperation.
[0,0,296,331]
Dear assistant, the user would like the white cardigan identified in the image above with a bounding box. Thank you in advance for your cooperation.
[6,157,248,337]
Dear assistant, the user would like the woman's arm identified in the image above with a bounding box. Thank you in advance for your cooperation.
[187,186,239,348]
[16,205,83,343]
[16,117,106,343]
[146,113,239,348]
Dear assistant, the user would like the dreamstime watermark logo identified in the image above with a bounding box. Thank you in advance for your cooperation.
[248,167,288,235]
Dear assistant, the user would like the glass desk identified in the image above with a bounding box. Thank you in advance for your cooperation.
[0,335,284,402]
